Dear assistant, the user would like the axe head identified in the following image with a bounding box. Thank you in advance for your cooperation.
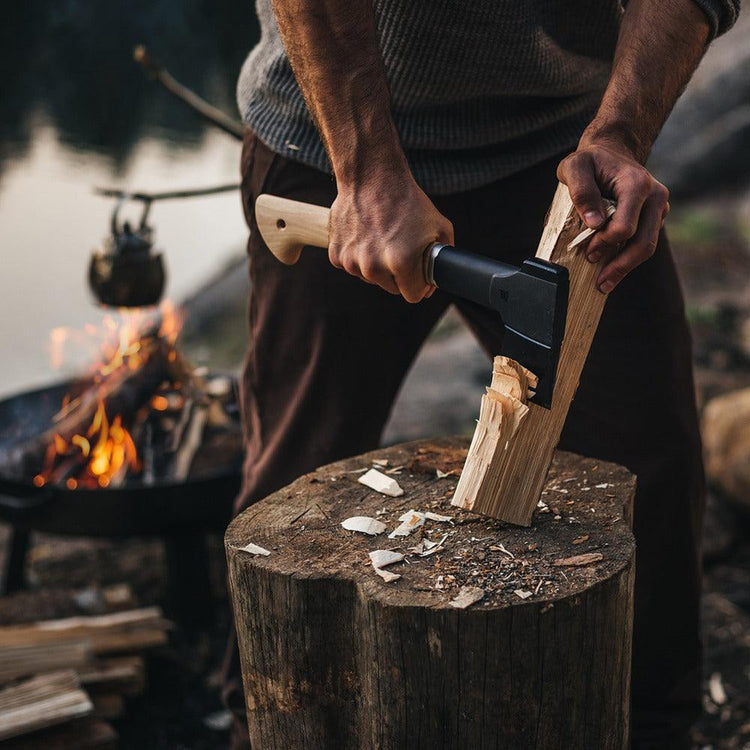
[427,248,569,409]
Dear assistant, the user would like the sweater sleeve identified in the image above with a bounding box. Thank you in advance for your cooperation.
[690,0,741,38]
[620,0,740,39]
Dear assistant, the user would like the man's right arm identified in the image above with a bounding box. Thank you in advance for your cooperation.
[271,0,453,302]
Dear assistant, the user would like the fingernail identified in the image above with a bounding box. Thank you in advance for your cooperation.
[584,211,603,228]
[587,251,601,263]
[599,280,615,294]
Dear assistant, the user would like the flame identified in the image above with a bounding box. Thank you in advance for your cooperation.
[41,400,140,488]
[39,301,184,489]
[151,395,169,411]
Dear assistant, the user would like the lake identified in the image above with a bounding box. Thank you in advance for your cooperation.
[0,0,258,397]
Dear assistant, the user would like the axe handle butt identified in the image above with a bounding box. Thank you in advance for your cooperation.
[255,194,330,264]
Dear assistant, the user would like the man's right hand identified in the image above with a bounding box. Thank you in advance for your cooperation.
[328,170,454,303]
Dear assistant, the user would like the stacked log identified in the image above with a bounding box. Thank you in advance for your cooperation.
[0,597,170,745]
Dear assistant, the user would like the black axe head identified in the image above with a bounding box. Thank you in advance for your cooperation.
[428,248,569,409]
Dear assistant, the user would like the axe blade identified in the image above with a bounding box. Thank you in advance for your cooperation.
[428,247,569,409]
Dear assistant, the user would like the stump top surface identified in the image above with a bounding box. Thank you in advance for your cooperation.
[226,438,635,609]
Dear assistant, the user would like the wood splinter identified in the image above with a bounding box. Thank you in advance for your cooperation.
[451,356,536,512]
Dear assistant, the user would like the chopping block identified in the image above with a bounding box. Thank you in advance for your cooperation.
[226,437,636,750]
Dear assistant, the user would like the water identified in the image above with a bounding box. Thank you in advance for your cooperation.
[0,0,259,398]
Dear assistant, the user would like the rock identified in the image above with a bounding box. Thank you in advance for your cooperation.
[702,387,750,512]
[651,13,750,198]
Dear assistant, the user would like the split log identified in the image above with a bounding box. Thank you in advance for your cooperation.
[90,692,125,720]
[226,437,636,750]
[0,640,92,683]
[0,607,170,656]
[0,670,93,741]
[453,184,614,525]
[0,718,118,750]
[79,655,146,696]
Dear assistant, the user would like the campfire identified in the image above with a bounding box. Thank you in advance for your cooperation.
[2,302,241,489]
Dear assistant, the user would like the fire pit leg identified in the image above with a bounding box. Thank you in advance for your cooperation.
[2,527,30,594]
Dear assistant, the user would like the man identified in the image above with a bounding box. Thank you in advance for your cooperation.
[224,0,740,747]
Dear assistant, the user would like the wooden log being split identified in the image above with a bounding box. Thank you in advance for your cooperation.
[0,670,93,741]
[453,185,616,525]
[227,438,636,750]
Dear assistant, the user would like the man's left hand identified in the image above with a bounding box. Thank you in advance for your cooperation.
[557,140,670,294]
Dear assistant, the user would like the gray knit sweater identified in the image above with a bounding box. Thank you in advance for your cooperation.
[237,0,740,194]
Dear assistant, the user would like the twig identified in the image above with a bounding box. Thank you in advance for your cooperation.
[133,45,244,140]
[94,184,238,203]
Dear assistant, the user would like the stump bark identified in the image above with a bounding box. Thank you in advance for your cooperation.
[226,437,636,750]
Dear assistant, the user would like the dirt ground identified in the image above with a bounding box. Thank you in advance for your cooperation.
[1,201,749,748]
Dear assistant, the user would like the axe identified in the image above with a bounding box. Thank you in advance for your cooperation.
[254,194,569,409]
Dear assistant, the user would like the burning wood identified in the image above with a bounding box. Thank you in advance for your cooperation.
[0,302,242,489]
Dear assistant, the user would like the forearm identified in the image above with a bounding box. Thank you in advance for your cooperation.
[581,0,711,162]
[271,0,407,187]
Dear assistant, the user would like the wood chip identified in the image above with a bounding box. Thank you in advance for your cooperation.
[514,589,533,600]
[553,552,603,566]
[709,672,727,705]
[341,516,386,536]
[449,586,485,609]
[375,568,401,583]
[572,535,590,545]
[237,543,271,556]
[358,468,404,497]
[489,543,515,558]
[388,510,425,538]
[409,534,449,557]
[369,550,404,569]
[424,511,452,522]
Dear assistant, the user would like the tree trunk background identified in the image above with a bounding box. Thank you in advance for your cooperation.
[226,437,636,750]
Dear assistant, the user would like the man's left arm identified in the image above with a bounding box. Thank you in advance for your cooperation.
[557,0,737,293]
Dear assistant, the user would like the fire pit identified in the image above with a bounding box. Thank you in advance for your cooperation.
[0,304,243,624]
[0,376,241,537]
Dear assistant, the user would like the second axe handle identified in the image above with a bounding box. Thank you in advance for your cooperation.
[255,194,331,265]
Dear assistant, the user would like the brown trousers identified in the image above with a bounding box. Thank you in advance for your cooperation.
[224,129,705,749]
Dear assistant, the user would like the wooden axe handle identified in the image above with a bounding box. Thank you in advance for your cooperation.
[255,194,330,264]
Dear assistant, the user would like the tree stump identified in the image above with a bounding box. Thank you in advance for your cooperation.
[226,437,636,750]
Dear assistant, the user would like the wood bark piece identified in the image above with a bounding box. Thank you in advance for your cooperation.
[453,184,613,525]
[0,670,93,741]
[226,437,636,750]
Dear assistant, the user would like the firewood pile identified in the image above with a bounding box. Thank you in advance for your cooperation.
[0,584,170,747]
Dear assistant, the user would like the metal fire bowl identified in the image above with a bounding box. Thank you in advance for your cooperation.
[0,379,241,538]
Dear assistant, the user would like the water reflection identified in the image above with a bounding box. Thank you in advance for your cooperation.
[0,0,258,170]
